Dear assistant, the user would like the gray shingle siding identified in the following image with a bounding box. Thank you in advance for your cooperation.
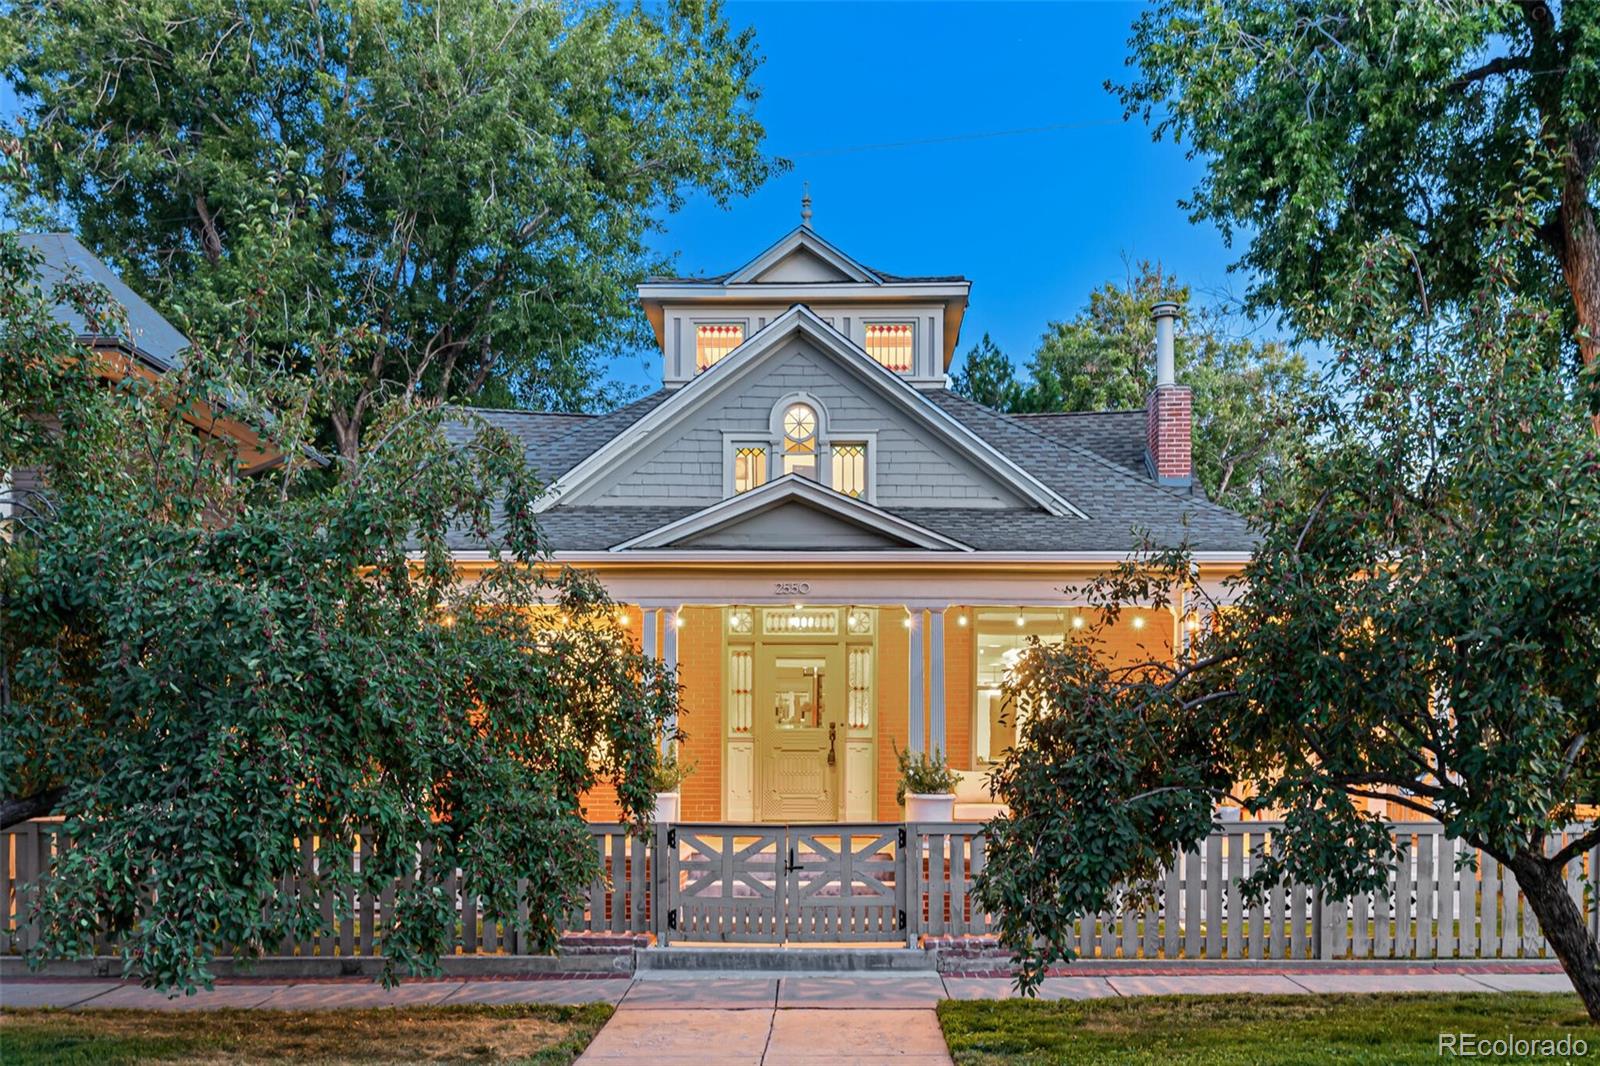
[443,378,1257,555]
[561,341,1027,508]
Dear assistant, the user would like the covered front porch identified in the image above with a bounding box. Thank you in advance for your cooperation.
[563,553,1219,825]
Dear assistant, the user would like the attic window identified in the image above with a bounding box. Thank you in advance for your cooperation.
[696,323,744,371]
[781,403,818,480]
[864,323,914,372]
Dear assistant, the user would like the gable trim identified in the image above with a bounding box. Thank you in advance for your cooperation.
[534,304,1086,518]
[725,226,882,285]
[610,474,973,552]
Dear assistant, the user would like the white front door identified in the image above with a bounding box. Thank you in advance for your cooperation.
[755,644,844,821]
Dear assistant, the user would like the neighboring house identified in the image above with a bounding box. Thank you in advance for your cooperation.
[2,233,290,520]
[448,217,1254,824]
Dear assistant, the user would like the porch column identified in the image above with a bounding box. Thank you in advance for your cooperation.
[661,607,680,754]
[907,608,925,755]
[928,607,947,758]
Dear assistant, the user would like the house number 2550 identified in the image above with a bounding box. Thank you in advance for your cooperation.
[774,582,810,596]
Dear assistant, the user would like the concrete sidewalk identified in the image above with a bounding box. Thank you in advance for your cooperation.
[2,968,1579,1066]
[1,966,1576,1012]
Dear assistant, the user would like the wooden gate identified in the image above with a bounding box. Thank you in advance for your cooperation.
[660,823,906,944]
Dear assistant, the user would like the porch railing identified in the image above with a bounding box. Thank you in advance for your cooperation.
[5,819,1596,961]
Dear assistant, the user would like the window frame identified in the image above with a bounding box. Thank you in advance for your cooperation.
[721,397,878,503]
[721,436,772,497]
[690,317,750,373]
[861,320,918,374]
[824,436,875,501]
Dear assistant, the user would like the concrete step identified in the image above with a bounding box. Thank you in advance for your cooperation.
[637,946,935,972]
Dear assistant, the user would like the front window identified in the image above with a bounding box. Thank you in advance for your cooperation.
[696,323,744,371]
[733,445,768,494]
[864,322,914,372]
[830,442,867,498]
[781,403,818,479]
[972,608,1074,765]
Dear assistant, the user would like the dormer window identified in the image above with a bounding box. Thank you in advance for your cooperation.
[781,403,818,479]
[696,323,744,371]
[864,322,914,372]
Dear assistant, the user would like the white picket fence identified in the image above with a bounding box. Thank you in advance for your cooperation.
[6,819,1595,960]
[910,820,1599,960]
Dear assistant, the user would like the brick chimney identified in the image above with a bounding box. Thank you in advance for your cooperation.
[1145,301,1192,489]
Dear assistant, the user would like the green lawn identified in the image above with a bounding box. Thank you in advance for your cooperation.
[0,1003,613,1066]
[938,993,1592,1065]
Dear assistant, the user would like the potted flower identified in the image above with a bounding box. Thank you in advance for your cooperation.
[651,745,693,824]
[895,744,960,823]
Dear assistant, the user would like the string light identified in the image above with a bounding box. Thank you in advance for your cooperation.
[1014,615,1025,627]
[617,612,630,627]
[674,614,685,629]
[1071,615,1085,629]
[1131,616,1146,630]
[956,613,968,627]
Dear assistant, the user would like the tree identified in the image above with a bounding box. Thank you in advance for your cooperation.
[0,0,780,465]
[1116,1,1600,399]
[975,172,1600,1016]
[949,333,1023,411]
[952,262,1314,512]
[0,235,677,991]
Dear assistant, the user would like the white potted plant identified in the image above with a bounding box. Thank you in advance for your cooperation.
[652,745,692,824]
[896,744,960,823]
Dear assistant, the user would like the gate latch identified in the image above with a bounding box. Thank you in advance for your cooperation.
[897,909,907,931]
[666,827,676,848]
[667,910,678,930]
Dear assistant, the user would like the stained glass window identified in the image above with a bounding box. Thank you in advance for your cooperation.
[696,323,744,371]
[733,445,767,494]
[864,322,914,371]
[830,443,867,498]
[781,403,817,479]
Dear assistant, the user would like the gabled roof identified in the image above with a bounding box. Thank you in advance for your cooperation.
[645,226,968,287]
[534,305,1085,518]
[724,225,882,285]
[15,233,190,372]
[611,474,973,552]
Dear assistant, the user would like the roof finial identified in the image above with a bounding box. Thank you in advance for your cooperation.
[800,182,813,227]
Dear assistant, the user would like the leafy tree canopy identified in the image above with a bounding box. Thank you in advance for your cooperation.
[952,262,1314,512]
[0,0,780,464]
[1116,1,1600,386]
[975,164,1600,1015]
[0,235,676,991]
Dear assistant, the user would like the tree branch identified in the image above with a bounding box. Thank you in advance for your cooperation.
[1,786,66,830]
[1446,54,1531,93]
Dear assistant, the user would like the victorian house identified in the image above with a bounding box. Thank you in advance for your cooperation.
[448,211,1253,825]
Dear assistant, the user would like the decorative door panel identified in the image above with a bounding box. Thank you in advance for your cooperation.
[662,824,906,944]
[755,647,844,822]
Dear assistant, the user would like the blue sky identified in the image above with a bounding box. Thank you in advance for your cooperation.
[620,1,1249,391]
[2,2,1260,396]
